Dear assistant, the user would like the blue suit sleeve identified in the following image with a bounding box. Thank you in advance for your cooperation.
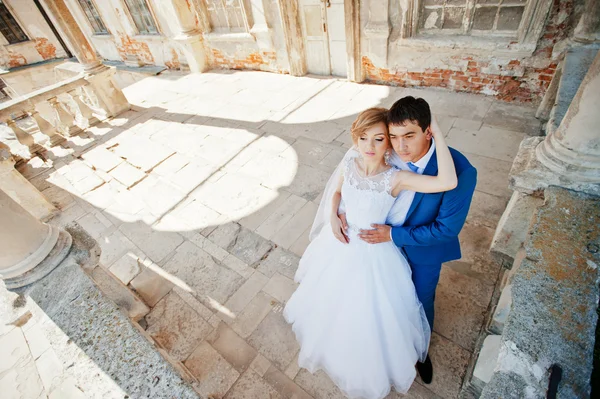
[391,167,477,247]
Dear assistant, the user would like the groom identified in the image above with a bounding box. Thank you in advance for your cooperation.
[357,96,477,383]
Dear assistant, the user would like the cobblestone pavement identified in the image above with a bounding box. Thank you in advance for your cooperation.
[9,70,539,398]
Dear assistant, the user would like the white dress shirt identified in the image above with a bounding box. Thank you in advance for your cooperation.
[387,140,436,238]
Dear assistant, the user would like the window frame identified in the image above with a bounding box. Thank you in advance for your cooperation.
[204,0,252,34]
[121,0,161,36]
[0,1,30,46]
[402,0,552,47]
[75,0,110,36]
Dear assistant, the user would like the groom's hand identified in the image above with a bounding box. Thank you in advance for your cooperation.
[359,224,392,244]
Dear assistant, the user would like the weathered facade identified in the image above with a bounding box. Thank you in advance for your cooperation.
[0,0,586,102]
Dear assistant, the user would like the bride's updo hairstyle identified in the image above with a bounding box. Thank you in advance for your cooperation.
[350,107,390,144]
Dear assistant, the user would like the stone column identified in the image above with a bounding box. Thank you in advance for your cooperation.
[536,51,600,183]
[573,0,600,43]
[277,0,307,76]
[0,145,57,221]
[169,0,208,73]
[249,0,274,52]
[0,188,72,289]
[40,0,104,73]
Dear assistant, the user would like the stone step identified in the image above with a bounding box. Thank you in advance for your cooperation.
[547,44,599,135]
[471,334,502,395]
[489,284,512,334]
[490,191,543,265]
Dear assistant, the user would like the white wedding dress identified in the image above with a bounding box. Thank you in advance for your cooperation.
[283,157,430,399]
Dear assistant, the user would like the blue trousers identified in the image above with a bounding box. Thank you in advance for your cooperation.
[409,261,442,332]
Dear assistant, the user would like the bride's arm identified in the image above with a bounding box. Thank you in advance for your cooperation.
[391,117,457,196]
[330,174,349,244]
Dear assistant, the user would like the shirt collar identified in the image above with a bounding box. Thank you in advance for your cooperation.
[411,139,436,171]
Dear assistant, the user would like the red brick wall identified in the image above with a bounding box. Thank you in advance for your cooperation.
[364,0,574,102]
[209,48,287,74]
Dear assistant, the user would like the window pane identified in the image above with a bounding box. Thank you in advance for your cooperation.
[206,0,247,32]
[443,7,465,29]
[472,6,497,30]
[420,8,442,29]
[77,0,108,34]
[423,0,444,5]
[446,0,467,5]
[0,3,28,44]
[497,6,524,30]
[124,0,158,35]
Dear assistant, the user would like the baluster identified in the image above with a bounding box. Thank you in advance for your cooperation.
[80,84,109,121]
[6,116,47,155]
[48,96,82,137]
[28,105,65,146]
[68,87,99,128]
[0,121,30,160]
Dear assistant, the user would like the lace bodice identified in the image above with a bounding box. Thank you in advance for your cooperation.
[341,158,397,236]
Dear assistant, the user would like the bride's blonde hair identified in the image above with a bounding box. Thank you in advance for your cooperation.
[350,108,390,144]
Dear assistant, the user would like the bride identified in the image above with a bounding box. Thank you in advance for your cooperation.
[283,107,456,399]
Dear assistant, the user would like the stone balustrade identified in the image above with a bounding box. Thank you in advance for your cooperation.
[0,75,111,162]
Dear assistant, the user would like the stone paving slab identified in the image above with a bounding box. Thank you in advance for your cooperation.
[16,70,542,398]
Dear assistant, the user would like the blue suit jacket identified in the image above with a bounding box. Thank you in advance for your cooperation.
[391,147,477,265]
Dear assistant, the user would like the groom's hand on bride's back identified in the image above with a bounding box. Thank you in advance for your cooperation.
[359,224,392,244]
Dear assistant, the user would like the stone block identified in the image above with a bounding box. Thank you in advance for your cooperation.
[418,333,471,399]
[35,348,63,392]
[263,365,312,399]
[183,341,240,398]
[446,125,527,163]
[146,292,213,361]
[249,354,271,377]
[286,164,331,202]
[109,162,146,188]
[247,311,300,371]
[228,228,274,266]
[482,102,541,136]
[294,369,345,399]
[229,292,277,338]
[462,152,513,199]
[262,273,298,303]
[0,356,45,399]
[222,254,254,279]
[48,376,86,399]
[81,146,123,172]
[224,369,282,399]
[161,241,245,306]
[108,252,143,285]
[273,201,318,249]
[206,322,258,373]
[129,265,175,307]
[119,221,184,264]
[98,230,136,267]
[434,266,494,351]
[238,192,292,231]
[256,194,308,240]
[256,247,300,279]
[0,328,29,374]
[490,284,512,335]
[223,271,269,321]
[23,325,51,360]
[91,267,149,321]
[490,191,542,265]
[467,191,509,229]
[208,222,242,249]
[112,136,175,172]
[472,335,502,394]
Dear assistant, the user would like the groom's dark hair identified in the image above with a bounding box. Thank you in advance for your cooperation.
[387,96,431,133]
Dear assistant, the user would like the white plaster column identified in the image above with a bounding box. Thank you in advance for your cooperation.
[169,0,208,73]
[249,0,274,52]
[0,188,72,289]
[364,0,391,66]
[0,146,57,221]
[83,69,130,118]
[536,51,600,182]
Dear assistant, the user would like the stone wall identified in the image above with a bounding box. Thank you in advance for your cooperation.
[362,0,578,102]
[0,0,69,70]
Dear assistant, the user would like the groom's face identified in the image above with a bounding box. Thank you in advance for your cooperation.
[389,121,432,163]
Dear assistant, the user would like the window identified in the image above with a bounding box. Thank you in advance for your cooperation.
[419,0,527,37]
[123,0,159,35]
[0,2,28,44]
[205,0,249,33]
[77,0,109,35]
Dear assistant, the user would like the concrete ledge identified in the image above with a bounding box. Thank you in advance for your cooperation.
[490,191,543,265]
[472,334,502,394]
[481,187,599,398]
[14,234,200,398]
[489,285,512,334]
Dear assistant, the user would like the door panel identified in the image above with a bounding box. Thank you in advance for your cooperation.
[326,0,347,77]
[299,1,331,76]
